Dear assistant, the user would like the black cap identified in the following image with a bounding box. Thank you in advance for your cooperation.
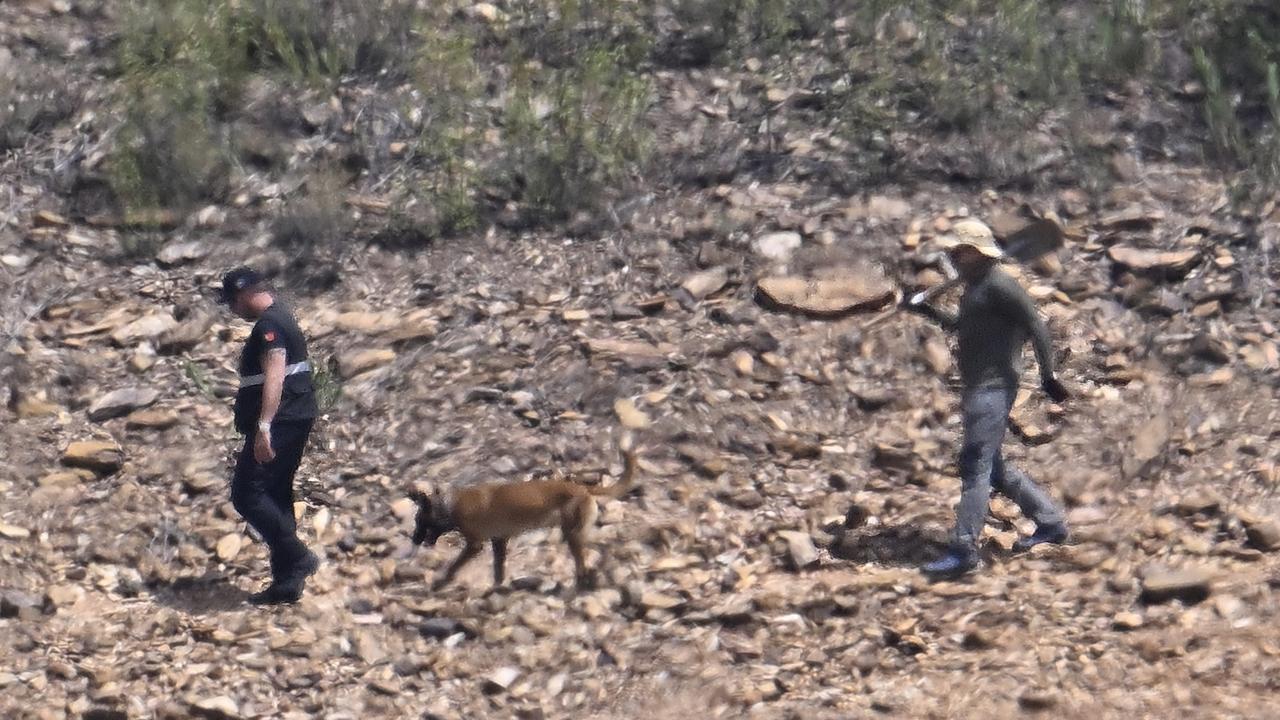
[218,266,263,304]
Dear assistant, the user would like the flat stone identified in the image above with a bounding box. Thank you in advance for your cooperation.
[110,313,178,347]
[189,695,240,719]
[126,409,180,430]
[339,349,396,379]
[0,589,43,619]
[1067,506,1109,526]
[1140,566,1213,605]
[334,312,400,335]
[158,313,214,354]
[613,398,651,429]
[0,523,30,539]
[62,441,125,474]
[89,387,159,422]
[1107,246,1200,278]
[1124,414,1169,479]
[420,617,471,640]
[155,240,210,267]
[215,534,242,562]
[778,530,820,571]
[639,591,684,611]
[865,195,912,220]
[14,395,61,418]
[483,667,520,694]
[674,265,729,309]
[38,469,96,487]
[1245,519,1280,552]
[1018,689,1059,711]
[756,269,895,318]
[1113,611,1144,630]
[44,584,85,610]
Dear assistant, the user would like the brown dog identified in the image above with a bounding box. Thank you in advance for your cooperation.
[408,441,638,591]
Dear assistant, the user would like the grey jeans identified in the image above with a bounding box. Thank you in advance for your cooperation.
[952,386,1065,552]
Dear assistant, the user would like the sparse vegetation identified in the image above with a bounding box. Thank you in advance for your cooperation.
[501,43,652,224]
[271,170,351,249]
[0,65,79,152]
[411,15,483,238]
[182,360,215,400]
[108,0,1280,227]
[116,230,167,263]
[111,0,245,211]
[111,0,655,231]
[311,359,343,412]
[239,0,421,85]
[661,0,1280,192]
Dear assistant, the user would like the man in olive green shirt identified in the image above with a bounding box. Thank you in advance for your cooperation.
[907,220,1070,577]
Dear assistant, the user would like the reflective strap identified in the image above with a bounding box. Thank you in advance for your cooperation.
[239,361,311,388]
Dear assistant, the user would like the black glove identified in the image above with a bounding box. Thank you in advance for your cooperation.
[1042,376,1069,403]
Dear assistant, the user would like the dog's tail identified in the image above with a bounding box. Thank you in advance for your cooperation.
[590,435,638,500]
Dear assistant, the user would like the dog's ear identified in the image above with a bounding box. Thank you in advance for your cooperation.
[408,489,430,507]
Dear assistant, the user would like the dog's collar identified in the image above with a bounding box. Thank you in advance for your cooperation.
[438,491,458,527]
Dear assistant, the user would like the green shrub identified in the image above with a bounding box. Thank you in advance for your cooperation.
[1193,46,1245,169]
[241,0,422,85]
[311,358,343,412]
[812,0,1280,188]
[0,65,79,151]
[111,0,245,211]
[272,171,351,249]
[413,18,483,236]
[498,0,653,223]
[110,0,425,212]
[110,84,232,211]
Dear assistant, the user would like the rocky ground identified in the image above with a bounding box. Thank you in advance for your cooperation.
[5,1,1280,719]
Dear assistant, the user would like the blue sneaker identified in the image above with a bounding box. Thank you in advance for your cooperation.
[1012,523,1069,553]
[922,549,979,578]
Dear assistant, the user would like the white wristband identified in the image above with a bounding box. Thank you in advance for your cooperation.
[258,421,272,431]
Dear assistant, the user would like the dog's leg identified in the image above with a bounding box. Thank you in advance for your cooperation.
[491,537,508,587]
[563,498,598,590]
[432,540,482,591]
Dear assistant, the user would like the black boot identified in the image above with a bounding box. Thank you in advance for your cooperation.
[289,548,320,581]
[248,546,319,606]
[248,581,304,605]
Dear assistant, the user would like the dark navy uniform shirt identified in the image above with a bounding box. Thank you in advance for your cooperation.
[233,302,318,434]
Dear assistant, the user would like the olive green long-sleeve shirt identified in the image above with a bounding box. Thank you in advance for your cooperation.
[920,267,1055,390]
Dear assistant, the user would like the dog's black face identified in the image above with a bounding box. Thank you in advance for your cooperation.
[409,490,452,546]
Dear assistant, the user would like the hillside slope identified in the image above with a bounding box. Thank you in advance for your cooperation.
[3,1,1280,718]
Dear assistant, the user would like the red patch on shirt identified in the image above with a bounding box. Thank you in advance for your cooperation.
[264,330,277,342]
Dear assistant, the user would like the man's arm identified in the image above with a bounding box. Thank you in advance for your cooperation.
[904,298,958,330]
[992,275,1068,400]
[999,282,1054,377]
[258,348,286,429]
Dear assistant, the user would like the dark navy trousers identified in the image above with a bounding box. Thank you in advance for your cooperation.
[230,420,314,579]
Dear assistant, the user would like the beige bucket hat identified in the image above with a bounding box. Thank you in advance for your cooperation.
[936,219,1004,259]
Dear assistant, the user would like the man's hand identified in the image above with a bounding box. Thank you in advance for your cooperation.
[902,291,931,315]
[900,292,958,329]
[1042,376,1069,403]
[254,428,276,463]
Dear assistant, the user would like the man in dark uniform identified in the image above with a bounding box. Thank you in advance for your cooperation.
[218,267,321,604]
[906,220,1070,578]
